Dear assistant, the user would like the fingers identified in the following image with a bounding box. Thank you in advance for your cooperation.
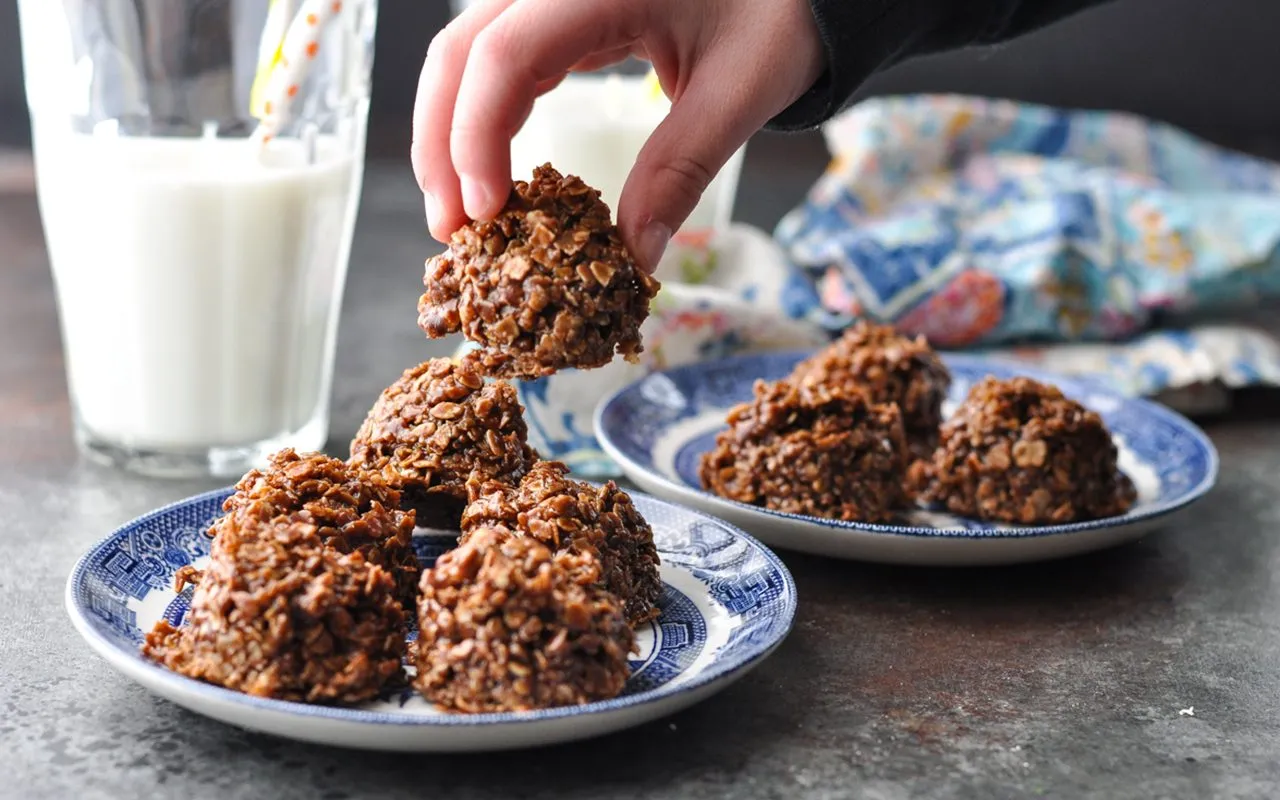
[411,0,513,241]
[616,57,761,272]
[617,0,825,272]
[450,0,650,221]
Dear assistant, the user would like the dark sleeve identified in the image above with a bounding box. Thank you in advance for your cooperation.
[769,0,1119,130]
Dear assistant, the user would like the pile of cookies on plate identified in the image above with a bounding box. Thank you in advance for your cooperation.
[699,322,1137,525]
[144,165,666,712]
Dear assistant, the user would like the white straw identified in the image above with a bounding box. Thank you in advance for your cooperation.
[252,0,346,142]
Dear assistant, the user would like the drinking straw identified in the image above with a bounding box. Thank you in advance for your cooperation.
[250,0,345,141]
[248,0,298,117]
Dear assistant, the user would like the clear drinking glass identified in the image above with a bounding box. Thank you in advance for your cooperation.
[507,72,745,238]
[16,0,377,478]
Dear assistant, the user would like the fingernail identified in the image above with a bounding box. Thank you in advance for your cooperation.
[460,176,491,220]
[636,221,672,272]
[424,192,439,230]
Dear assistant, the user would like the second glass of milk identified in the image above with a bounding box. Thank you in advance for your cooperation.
[509,72,746,240]
[17,0,377,478]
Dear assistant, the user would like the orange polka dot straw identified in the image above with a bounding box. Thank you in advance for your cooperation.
[253,0,346,141]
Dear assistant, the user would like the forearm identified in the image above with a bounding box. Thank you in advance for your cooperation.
[770,0,1118,130]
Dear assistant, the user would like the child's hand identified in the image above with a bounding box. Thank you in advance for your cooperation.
[411,0,824,270]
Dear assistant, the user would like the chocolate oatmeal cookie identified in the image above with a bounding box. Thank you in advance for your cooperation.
[143,512,406,704]
[414,528,634,713]
[349,358,537,530]
[222,448,419,607]
[790,321,951,461]
[460,460,662,626]
[909,376,1137,524]
[699,379,909,523]
[417,164,660,378]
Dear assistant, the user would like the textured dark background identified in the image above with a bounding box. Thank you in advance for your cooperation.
[2,0,1279,158]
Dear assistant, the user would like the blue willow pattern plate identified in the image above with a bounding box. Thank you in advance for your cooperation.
[66,489,796,752]
[595,352,1218,566]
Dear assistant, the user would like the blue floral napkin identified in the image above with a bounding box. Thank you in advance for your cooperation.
[466,94,1280,477]
[777,94,1280,344]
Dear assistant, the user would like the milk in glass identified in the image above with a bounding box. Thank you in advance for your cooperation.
[17,0,378,476]
[33,132,359,454]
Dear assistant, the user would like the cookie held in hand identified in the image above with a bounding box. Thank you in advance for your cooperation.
[418,164,660,379]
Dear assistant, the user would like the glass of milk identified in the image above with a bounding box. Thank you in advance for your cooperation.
[15,0,373,476]
[16,0,377,478]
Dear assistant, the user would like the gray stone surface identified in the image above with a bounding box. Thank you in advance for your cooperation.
[3,141,1280,799]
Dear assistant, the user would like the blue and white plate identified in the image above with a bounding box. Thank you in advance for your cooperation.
[65,489,795,752]
[595,351,1218,567]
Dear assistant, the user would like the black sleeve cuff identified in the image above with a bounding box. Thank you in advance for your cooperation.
[768,0,918,131]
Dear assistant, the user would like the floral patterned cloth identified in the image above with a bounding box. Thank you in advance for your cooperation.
[778,94,1280,346]
[467,94,1280,477]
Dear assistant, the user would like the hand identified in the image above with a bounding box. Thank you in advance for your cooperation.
[411,0,825,270]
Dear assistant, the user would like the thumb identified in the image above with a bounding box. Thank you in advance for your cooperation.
[616,70,760,272]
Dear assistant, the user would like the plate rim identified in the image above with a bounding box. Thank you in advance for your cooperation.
[65,486,798,728]
[594,350,1220,541]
